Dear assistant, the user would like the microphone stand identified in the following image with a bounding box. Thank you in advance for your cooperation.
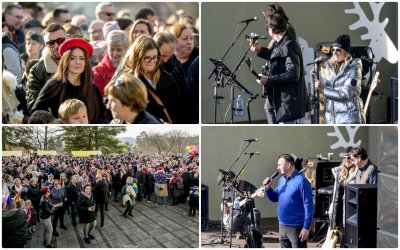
[227,141,254,173]
[208,21,252,124]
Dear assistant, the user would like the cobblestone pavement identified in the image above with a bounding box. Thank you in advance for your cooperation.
[25,199,199,248]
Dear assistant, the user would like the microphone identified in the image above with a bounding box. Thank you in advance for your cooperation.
[305,56,325,66]
[245,34,268,40]
[360,55,374,65]
[244,151,261,155]
[264,171,279,186]
[240,16,258,23]
[244,138,258,142]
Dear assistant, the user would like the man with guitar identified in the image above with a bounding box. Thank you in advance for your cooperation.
[263,154,314,248]
[250,12,308,124]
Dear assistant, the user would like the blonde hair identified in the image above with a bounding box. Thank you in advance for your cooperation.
[104,72,148,113]
[339,158,356,185]
[58,99,87,123]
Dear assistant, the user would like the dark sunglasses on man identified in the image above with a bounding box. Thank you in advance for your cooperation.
[102,12,115,17]
[45,37,66,48]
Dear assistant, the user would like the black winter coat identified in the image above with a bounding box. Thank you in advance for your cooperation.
[27,184,41,204]
[66,183,81,204]
[77,193,96,224]
[145,172,155,190]
[93,181,109,204]
[39,196,53,219]
[259,33,308,122]
[2,208,28,247]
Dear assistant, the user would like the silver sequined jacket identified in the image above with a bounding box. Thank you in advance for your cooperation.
[320,57,366,124]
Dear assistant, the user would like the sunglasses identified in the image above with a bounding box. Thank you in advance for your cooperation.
[143,56,160,63]
[332,48,343,53]
[102,12,115,17]
[45,37,65,48]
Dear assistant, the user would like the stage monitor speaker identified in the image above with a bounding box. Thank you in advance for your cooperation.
[201,184,209,230]
[344,184,377,248]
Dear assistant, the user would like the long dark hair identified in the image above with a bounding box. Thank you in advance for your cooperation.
[51,47,100,123]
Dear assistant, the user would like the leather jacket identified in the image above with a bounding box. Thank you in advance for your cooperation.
[320,57,365,124]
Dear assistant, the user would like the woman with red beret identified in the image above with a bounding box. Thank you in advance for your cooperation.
[32,38,106,123]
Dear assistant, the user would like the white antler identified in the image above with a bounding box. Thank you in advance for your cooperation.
[345,3,398,63]
[327,126,361,150]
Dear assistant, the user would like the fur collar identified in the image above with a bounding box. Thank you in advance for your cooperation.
[43,52,58,74]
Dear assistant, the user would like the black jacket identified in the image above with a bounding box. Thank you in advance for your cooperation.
[109,110,160,124]
[145,172,155,190]
[261,33,308,122]
[77,192,96,224]
[2,208,28,247]
[27,184,41,204]
[39,196,53,219]
[93,181,109,204]
[66,183,81,204]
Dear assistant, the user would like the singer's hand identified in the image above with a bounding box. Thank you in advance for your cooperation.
[257,75,268,86]
[298,228,310,242]
[314,79,323,91]
[250,40,261,52]
[262,177,272,190]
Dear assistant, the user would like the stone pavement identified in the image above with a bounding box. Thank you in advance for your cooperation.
[25,199,199,248]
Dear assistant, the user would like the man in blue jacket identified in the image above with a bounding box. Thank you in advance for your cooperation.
[263,154,314,248]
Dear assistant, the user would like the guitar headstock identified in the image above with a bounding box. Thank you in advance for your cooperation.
[370,71,380,91]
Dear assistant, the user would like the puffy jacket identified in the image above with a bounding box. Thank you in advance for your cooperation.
[2,208,28,247]
[320,57,365,124]
[39,196,53,219]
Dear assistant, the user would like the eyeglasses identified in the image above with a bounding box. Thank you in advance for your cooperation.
[332,48,343,53]
[143,56,160,63]
[45,37,65,48]
[102,12,115,17]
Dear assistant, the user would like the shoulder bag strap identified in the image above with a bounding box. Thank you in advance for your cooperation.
[146,86,173,124]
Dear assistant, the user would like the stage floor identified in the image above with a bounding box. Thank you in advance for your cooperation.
[201,217,332,248]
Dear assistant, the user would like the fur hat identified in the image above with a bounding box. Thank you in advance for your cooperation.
[332,34,351,53]
[59,38,93,57]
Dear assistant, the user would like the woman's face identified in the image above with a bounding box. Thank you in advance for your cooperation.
[67,48,86,75]
[15,179,21,186]
[108,43,127,66]
[343,155,353,168]
[176,28,194,57]
[84,185,91,194]
[106,94,132,120]
[26,39,43,57]
[332,47,346,63]
[141,49,159,73]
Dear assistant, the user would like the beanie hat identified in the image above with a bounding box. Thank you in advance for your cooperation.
[157,167,163,172]
[59,38,93,57]
[5,195,16,210]
[102,21,120,40]
[332,34,351,53]
[40,186,49,195]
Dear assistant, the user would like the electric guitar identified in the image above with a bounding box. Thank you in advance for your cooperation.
[245,57,272,99]
[363,71,380,118]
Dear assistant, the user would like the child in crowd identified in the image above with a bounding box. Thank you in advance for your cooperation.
[27,110,55,124]
[58,99,89,124]
[188,186,199,217]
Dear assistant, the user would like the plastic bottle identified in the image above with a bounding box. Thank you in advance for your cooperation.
[233,197,240,211]
[235,95,244,116]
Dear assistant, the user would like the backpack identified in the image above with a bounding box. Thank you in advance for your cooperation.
[121,185,127,196]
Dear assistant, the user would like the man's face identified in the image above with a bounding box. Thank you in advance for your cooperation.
[45,29,67,61]
[277,158,290,175]
[5,8,24,30]
[98,5,116,21]
[351,155,362,167]
[89,22,104,41]
[55,12,72,25]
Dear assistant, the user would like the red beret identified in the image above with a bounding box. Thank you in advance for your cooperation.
[157,167,163,172]
[59,38,93,57]
[40,186,49,195]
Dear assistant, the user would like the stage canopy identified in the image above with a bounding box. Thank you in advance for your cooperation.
[2,151,23,157]
[71,151,102,157]
[36,150,57,156]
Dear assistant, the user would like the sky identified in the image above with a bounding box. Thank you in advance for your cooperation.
[116,125,200,138]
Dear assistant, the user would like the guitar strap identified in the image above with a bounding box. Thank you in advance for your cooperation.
[356,165,374,184]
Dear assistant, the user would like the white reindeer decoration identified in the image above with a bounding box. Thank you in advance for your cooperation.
[345,2,398,64]
[327,126,361,150]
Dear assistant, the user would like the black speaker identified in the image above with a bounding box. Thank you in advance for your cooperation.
[201,184,209,230]
[391,77,398,123]
[344,184,377,248]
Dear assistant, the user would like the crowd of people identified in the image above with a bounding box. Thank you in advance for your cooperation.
[2,152,199,247]
[2,3,199,124]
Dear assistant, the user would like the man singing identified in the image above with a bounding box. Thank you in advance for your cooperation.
[263,154,314,248]
[254,13,308,124]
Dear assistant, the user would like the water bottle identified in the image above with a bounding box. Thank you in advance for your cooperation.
[233,197,240,211]
[235,95,244,116]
